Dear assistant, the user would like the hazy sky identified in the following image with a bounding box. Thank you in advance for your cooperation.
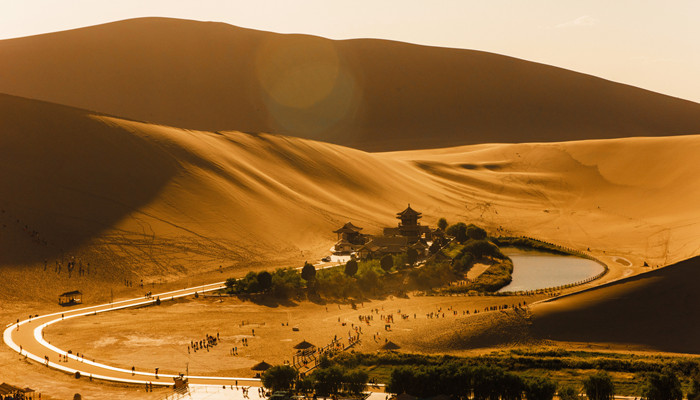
[2,1,699,103]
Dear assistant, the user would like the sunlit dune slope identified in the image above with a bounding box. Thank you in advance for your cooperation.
[1,17,699,151]
[1,93,699,301]
[530,255,700,353]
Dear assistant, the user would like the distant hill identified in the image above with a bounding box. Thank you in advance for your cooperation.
[0,17,699,151]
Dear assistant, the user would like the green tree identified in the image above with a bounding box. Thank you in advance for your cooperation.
[261,365,298,391]
[344,259,358,277]
[270,268,303,298]
[472,366,504,400]
[525,377,557,400]
[357,268,380,292]
[301,262,316,282]
[437,218,448,231]
[446,222,468,243]
[501,372,525,400]
[689,371,700,400]
[387,366,417,396]
[257,271,272,291]
[225,277,237,289]
[466,224,487,240]
[406,248,419,266]
[380,254,394,272]
[641,369,682,400]
[584,371,615,400]
[558,385,579,400]
[313,366,345,396]
[344,369,369,394]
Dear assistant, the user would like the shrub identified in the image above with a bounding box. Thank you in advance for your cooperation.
[583,371,615,400]
[380,254,394,272]
[406,248,419,266]
[466,224,488,240]
[452,252,474,272]
[641,369,683,400]
[689,372,700,400]
[462,239,505,260]
[446,223,468,243]
[558,385,579,400]
[261,365,298,391]
[344,369,369,394]
[225,277,237,289]
[257,271,272,291]
[501,372,525,400]
[301,262,316,282]
[313,366,345,396]
[525,377,557,400]
[357,267,380,293]
[344,259,358,277]
[270,268,303,298]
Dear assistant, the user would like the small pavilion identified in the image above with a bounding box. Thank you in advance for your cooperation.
[58,290,82,306]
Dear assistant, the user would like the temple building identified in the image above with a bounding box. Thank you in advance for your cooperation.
[332,222,368,257]
[331,205,434,260]
[383,204,431,243]
[333,222,366,244]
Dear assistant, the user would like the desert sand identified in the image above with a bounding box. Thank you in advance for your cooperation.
[1,92,699,305]
[1,28,700,395]
[1,17,699,151]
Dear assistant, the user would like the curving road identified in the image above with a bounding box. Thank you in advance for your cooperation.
[3,282,262,387]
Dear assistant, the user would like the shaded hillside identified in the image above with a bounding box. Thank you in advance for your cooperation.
[1,17,699,151]
[530,256,700,354]
[1,93,699,301]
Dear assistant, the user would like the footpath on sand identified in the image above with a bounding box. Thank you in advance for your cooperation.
[3,282,263,387]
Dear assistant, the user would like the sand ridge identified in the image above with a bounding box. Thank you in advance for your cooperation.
[0,17,699,151]
[0,93,699,305]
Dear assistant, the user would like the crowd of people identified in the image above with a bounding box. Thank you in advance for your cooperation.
[188,332,220,354]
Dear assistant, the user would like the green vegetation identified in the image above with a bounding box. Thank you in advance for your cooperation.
[441,236,514,293]
[491,236,570,256]
[524,377,557,400]
[344,259,358,277]
[641,369,683,400]
[584,371,615,400]
[301,262,316,282]
[380,254,394,272]
[223,221,599,302]
[321,350,700,397]
[261,365,298,391]
[261,364,368,396]
[226,269,303,298]
[558,385,579,400]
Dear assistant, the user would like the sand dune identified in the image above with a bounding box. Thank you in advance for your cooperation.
[1,93,699,303]
[1,17,699,151]
[530,255,700,353]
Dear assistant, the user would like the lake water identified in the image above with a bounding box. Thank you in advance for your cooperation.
[498,248,604,292]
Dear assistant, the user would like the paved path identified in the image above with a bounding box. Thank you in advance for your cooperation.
[3,282,262,387]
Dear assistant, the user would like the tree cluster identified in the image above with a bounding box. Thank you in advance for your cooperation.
[388,364,557,400]
[226,269,301,297]
[261,364,368,396]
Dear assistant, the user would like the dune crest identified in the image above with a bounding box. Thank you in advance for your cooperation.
[0,17,699,151]
[1,94,699,304]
